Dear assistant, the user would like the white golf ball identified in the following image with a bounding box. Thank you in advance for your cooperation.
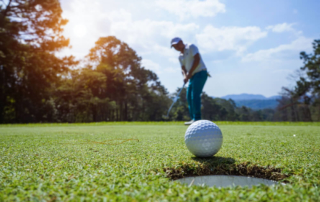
[185,120,223,157]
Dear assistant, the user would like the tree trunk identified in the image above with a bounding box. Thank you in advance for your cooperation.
[0,92,3,123]
[119,101,123,121]
[111,109,113,121]
[92,104,97,122]
[317,105,320,121]
[116,106,118,121]
[124,100,128,121]
[290,99,297,121]
[0,66,4,123]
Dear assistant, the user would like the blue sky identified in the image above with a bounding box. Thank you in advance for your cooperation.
[59,0,320,97]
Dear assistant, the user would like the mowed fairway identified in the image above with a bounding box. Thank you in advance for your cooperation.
[0,122,320,201]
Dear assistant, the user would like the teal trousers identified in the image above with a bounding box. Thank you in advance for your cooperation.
[187,70,208,121]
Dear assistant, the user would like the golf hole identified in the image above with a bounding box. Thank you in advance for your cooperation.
[158,160,290,189]
[176,175,284,188]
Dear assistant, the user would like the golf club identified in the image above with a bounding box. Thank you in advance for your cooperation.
[162,83,186,119]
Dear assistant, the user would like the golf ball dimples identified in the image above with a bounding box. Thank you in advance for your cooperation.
[185,120,223,157]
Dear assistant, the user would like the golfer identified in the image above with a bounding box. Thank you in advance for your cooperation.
[171,37,208,125]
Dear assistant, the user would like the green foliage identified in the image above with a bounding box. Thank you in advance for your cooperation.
[1,0,317,124]
[276,39,320,122]
[0,0,77,123]
[0,122,319,201]
[54,69,110,122]
[298,39,320,121]
[0,3,170,123]
[299,39,320,97]
[79,36,171,122]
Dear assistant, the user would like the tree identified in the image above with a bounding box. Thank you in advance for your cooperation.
[214,98,239,121]
[0,0,76,123]
[298,39,320,121]
[237,106,250,121]
[170,87,189,121]
[201,93,222,121]
[54,68,111,122]
[86,36,170,121]
[276,38,320,121]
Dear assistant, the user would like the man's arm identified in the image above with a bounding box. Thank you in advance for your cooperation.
[185,53,200,81]
[181,65,187,78]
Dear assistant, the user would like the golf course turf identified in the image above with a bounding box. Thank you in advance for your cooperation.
[0,122,319,201]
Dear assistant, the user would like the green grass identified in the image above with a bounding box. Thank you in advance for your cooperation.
[0,122,319,201]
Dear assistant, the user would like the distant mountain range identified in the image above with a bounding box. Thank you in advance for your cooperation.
[221,93,281,101]
[213,93,282,110]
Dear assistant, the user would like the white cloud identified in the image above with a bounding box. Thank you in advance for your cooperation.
[156,0,225,19]
[59,0,316,97]
[142,59,162,74]
[60,0,200,76]
[271,69,293,74]
[164,67,179,73]
[107,15,199,52]
[242,36,313,62]
[266,23,303,36]
[169,57,179,64]
[94,9,200,70]
[142,59,179,74]
[196,25,267,54]
[60,0,199,60]
[266,23,295,33]
[108,9,132,22]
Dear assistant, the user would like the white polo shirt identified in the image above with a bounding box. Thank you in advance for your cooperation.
[179,44,206,75]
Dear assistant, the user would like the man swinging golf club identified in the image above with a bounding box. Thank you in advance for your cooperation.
[171,37,208,125]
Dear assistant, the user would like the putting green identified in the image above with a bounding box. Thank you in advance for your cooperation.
[0,122,319,201]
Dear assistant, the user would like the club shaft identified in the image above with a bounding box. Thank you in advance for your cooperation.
[166,83,186,116]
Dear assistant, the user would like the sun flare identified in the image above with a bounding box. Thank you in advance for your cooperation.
[73,24,87,38]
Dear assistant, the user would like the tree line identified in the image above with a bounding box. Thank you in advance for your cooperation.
[1,0,319,123]
[274,39,320,122]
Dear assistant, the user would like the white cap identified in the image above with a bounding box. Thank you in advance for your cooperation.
[171,37,182,47]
